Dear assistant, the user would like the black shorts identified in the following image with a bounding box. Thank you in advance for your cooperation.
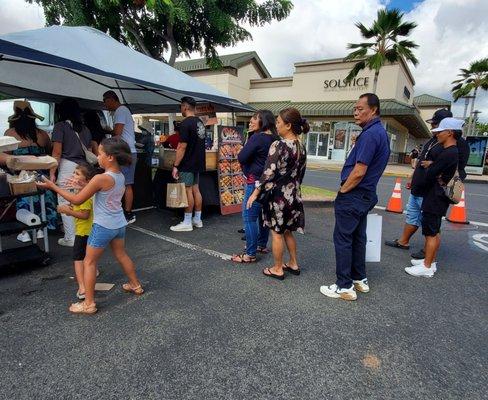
[72,235,89,261]
[421,212,442,237]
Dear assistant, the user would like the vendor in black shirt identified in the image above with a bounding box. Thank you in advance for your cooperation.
[405,118,463,278]
[170,96,206,232]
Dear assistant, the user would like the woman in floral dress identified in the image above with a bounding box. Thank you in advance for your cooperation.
[247,107,308,280]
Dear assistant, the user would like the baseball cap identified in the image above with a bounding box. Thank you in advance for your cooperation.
[426,108,452,124]
[431,117,465,132]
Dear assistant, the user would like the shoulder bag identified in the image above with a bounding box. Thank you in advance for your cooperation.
[70,122,98,165]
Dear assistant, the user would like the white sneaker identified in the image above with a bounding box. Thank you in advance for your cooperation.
[170,222,193,232]
[58,238,74,247]
[17,231,31,243]
[404,264,435,278]
[36,229,44,239]
[192,218,203,228]
[353,278,370,293]
[410,259,437,272]
[320,284,357,301]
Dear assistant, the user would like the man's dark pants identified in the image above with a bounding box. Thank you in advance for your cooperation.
[333,188,378,289]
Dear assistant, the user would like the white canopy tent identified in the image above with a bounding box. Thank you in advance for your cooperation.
[0,26,254,113]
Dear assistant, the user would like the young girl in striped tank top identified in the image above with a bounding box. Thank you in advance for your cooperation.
[37,138,143,315]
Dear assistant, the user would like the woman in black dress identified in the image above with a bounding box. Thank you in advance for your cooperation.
[247,107,308,280]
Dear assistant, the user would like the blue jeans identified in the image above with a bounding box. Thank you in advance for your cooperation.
[88,223,126,248]
[333,188,378,289]
[243,183,269,257]
[405,194,423,227]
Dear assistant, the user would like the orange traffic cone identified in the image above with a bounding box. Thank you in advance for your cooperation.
[446,190,469,224]
[386,178,403,213]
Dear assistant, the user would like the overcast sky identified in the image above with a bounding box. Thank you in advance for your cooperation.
[1,0,487,121]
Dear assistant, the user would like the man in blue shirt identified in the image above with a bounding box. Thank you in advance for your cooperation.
[320,93,390,301]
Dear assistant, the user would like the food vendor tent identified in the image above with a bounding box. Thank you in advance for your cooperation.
[0,26,254,113]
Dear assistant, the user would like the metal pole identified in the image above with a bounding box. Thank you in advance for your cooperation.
[463,97,470,120]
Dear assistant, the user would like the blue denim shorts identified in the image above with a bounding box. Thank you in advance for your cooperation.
[405,194,423,227]
[87,223,126,248]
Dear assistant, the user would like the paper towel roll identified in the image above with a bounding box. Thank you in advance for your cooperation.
[16,209,41,226]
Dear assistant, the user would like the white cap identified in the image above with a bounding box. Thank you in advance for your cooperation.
[431,117,465,132]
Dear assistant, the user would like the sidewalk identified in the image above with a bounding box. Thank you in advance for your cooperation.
[307,160,488,183]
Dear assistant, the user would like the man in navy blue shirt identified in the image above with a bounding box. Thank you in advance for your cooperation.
[320,93,390,301]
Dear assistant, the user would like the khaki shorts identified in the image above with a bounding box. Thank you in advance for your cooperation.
[179,171,200,187]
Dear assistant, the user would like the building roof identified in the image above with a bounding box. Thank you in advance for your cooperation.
[240,99,431,138]
[413,94,451,108]
[174,51,271,78]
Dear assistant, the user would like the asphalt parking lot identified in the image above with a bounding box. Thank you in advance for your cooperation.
[0,205,487,399]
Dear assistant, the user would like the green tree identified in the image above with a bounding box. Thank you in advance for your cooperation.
[344,8,418,93]
[26,0,293,66]
[452,58,488,136]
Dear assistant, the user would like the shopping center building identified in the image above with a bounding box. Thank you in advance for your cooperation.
[137,52,452,164]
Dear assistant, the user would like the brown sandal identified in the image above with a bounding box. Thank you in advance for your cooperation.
[69,301,97,315]
[122,283,144,295]
[231,253,257,263]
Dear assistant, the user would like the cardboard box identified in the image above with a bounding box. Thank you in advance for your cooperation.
[9,181,37,195]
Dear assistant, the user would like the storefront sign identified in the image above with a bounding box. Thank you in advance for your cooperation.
[324,77,369,91]
[217,126,245,215]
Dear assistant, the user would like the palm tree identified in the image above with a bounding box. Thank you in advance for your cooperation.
[452,58,488,136]
[344,8,418,93]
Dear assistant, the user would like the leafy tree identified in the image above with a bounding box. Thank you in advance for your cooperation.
[26,0,293,66]
[452,58,488,136]
[344,8,418,93]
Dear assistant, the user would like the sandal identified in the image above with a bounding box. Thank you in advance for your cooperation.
[257,246,270,254]
[384,239,409,250]
[69,301,97,315]
[263,267,285,281]
[76,291,86,300]
[122,283,144,295]
[231,253,257,263]
[283,263,301,276]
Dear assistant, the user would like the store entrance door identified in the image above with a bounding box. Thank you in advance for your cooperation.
[307,132,329,157]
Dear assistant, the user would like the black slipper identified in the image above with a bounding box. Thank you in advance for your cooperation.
[263,268,285,281]
[238,228,245,234]
[283,263,301,276]
[384,239,409,250]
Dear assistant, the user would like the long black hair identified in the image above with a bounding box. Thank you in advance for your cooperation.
[254,109,279,139]
[11,108,38,143]
[100,137,132,166]
[58,98,83,133]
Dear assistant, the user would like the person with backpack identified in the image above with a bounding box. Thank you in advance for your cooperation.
[405,118,462,278]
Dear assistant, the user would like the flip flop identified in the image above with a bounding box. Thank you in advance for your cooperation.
[257,246,270,254]
[231,253,257,263]
[263,267,285,281]
[384,239,410,250]
[283,263,301,276]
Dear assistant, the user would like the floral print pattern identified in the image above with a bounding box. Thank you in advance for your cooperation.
[259,139,307,233]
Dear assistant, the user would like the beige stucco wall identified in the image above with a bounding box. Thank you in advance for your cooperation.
[418,106,441,123]
[184,70,231,97]
[227,62,263,104]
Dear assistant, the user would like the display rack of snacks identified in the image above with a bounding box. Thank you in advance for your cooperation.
[217,126,245,215]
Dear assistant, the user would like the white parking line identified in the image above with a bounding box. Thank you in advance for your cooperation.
[373,206,488,227]
[129,225,232,261]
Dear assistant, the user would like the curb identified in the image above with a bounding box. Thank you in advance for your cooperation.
[303,197,335,207]
[307,166,487,183]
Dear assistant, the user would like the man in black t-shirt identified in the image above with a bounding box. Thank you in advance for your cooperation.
[405,118,462,278]
[170,96,206,232]
[385,109,452,257]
